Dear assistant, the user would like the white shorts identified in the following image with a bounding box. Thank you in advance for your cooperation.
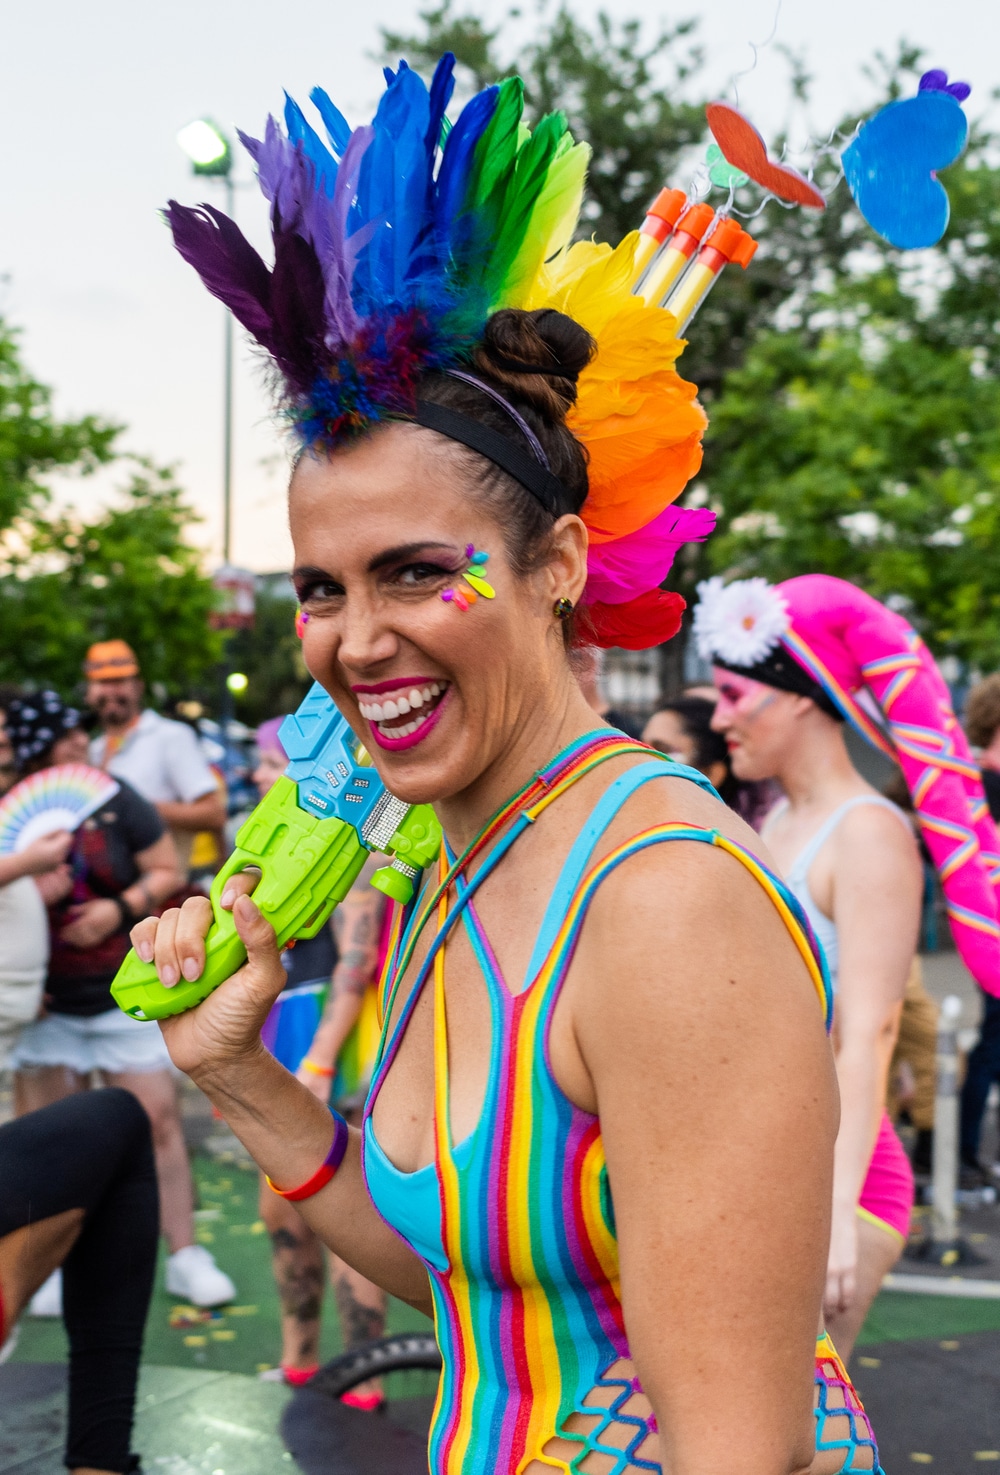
[9,1007,172,1075]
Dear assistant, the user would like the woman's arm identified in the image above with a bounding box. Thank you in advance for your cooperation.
[825,805,921,1315]
[571,839,838,1475]
[123,832,186,915]
[297,884,385,1096]
[131,891,432,1314]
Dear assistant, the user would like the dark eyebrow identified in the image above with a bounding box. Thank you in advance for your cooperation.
[292,543,461,587]
[366,541,460,573]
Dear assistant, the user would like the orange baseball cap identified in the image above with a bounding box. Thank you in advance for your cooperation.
[84,639,140,681]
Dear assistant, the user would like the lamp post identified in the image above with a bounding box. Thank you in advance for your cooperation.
[177,118,235,565]
[178,119,241,761]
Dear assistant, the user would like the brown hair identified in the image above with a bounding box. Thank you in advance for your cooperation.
[965,673,1000,749]
[416,307,595,577]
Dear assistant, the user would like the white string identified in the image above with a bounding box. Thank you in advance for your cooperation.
[729,0,783,109]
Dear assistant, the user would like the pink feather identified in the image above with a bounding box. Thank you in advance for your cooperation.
[583,505,716,606]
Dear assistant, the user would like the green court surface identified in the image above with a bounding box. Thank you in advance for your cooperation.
[11,1152,431,1377]
[858,1288,1000,1345]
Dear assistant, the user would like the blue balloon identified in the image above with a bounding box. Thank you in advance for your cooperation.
[842,89,968,250]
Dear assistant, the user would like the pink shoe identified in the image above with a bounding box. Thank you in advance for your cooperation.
[284,1364,320,1387]
[340,1388,386,1412]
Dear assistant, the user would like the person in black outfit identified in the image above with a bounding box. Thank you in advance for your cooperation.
[0,1089,158,1474]
[960,675,1000,1178]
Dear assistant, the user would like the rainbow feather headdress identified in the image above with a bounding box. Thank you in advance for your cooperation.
[166,55,711,649]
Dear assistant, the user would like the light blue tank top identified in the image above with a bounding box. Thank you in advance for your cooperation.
[784,795,909,989]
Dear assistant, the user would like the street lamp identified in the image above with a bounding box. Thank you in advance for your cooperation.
[177,118,235,566]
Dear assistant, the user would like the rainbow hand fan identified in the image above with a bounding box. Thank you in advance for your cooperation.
[0,765,120,854]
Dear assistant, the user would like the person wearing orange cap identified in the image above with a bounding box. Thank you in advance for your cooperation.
[85,641,226,876]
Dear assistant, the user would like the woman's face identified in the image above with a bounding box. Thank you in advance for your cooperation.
[642,709,697,766]
[289,423,587,805]
[50,728,90,766]
[711,668,799,781]
[254,748,286,799]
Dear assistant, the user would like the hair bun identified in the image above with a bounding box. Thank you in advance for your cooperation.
[474,308,595,422]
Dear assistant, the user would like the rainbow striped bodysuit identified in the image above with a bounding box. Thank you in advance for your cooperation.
[362,742,883,1473]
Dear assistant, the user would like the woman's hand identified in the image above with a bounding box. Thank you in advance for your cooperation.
[20,830,73,875]
[35,863,73,906]
[824,1201,859,1319]
[128,872,284,1081]
[59,897,120,948]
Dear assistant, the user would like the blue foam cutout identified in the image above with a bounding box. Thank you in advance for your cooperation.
[842,89,968,250]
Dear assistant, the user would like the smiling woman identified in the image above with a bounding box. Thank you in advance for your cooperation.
[133,55,885,1475]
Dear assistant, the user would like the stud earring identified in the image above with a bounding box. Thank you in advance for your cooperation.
[442,545,496,612]
[553,597,574,620]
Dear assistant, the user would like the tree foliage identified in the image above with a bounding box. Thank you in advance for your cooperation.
[0,459,223,697]
[0,318,222,699]
[0,321,119,533]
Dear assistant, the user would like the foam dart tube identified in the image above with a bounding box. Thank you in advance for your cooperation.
[629,188,688,285]
[634,203,716,305]
[662,217,758,332]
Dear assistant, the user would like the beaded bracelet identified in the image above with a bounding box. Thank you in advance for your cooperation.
[265,1110,349,1202]
[300,1057,335,1078]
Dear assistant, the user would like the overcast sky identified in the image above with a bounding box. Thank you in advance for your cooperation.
[1,0,995,573]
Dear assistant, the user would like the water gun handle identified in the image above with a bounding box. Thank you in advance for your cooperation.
[111,776,368,1021]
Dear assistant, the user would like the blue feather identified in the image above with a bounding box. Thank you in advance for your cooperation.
[425,53,455,160]
[284,93,338,198]
[309,87,352,158]
[351,63,433,309]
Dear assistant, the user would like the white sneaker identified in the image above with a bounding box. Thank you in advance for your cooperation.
[0,1322,19,1364]
[165,1245,236,1308]
[28,1268,62,1318]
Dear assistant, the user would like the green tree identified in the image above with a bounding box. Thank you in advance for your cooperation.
[0,313,222,699]
[0,459,223,697]
[0,320,118,532]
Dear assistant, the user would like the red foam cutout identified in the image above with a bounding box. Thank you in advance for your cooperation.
[706,102,826,209]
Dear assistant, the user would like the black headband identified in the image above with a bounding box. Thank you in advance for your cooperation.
[414,400,572,517]
[714,648,844,721]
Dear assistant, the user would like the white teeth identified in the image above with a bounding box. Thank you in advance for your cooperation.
[361,681,449,735]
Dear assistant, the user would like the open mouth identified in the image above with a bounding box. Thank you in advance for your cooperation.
[356,681,450,748]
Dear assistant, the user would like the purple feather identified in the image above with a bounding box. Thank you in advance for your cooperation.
[165,202,276,347]
[269,226,328,395]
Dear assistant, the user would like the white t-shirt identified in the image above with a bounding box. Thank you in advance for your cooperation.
[90,709,217,805]
[0,875,49,1065]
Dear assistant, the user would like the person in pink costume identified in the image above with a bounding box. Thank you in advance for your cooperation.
[695,572,1000,1359]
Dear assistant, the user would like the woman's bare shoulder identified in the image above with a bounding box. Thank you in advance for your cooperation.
[605,758,781,874]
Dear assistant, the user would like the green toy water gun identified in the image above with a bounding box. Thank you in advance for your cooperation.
[110,683,441,1021]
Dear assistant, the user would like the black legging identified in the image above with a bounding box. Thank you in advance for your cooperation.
[0,1088,158,1473]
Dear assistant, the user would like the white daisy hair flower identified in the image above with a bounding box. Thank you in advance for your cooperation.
[693,577,790,666]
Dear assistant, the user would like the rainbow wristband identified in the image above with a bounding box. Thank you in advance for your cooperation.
[266,1110,349,1202]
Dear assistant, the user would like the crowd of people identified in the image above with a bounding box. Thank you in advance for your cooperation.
[5,45,1000,1475]
[2,620,999,1469]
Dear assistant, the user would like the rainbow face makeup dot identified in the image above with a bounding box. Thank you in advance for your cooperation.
[441,546,495,611]
[295,609,310,638]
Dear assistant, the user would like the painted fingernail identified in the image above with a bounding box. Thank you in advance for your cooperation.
[221,886,235,908]
[182,957,201,981]
[161,965,178,987]
[137,941,153,963]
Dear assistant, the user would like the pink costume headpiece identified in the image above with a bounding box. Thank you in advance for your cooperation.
[695,572,1000,996]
